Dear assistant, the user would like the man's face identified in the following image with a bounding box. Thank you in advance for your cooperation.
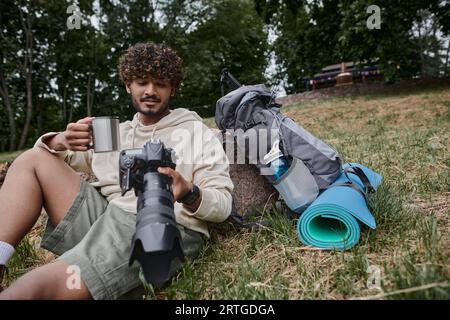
[126,77,174,117]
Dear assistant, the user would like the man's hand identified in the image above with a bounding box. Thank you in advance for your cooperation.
[45,117,93,152]
[157,167,192,201]
[157,167,202,211]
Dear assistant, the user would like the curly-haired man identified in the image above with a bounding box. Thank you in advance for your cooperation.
[0,42,233,299]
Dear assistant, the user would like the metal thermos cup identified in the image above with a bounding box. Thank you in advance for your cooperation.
[89,116,120,153]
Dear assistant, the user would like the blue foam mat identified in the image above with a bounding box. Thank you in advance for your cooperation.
[297,163,382,250]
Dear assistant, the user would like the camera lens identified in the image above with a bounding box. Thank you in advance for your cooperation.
[126,141,185,286]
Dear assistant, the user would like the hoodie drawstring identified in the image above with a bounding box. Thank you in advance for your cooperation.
[131,125,137,148]
[131,117,158,149]
[151,126,157,140]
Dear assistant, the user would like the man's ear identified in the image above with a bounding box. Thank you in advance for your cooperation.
[171,88,176,97]
[125,82,131,94]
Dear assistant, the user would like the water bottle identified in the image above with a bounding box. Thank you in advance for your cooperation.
[268,156,290,181]
[263,140,290,181]
[263,139,320,213]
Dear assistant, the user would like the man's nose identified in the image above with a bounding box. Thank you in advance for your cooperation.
[144,82,156,95]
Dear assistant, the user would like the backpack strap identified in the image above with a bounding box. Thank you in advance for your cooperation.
[221,129,226,151]
[243,118,266,130]
[325,165,375,203]
[220,68,242,96]
[229,212,269,229]
[327,181,368,202]
[344,164,375,195]
[228,199,269,229]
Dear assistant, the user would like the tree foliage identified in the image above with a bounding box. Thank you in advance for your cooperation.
[0,0,448,151]
[255,0,449,92]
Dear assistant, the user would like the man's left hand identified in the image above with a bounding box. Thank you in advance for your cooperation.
[157,167,193,202]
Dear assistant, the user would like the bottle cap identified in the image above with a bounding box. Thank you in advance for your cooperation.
[264,139,283,164]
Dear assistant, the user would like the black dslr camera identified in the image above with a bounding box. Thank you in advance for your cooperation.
[119,139,185,286]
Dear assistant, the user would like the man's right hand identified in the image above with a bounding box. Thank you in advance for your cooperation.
[45,117,93,152]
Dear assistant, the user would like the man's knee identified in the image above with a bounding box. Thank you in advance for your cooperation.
[10,148,59,171]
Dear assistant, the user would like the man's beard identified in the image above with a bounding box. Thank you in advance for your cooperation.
[130,96,170,117]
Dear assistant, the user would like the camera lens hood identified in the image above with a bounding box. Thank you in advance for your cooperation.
[129,221,185,286]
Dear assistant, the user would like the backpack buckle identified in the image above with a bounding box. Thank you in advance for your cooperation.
[244,119,255,130]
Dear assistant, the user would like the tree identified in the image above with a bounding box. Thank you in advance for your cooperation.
[0,0,270,150]
[0,0,38,150]
[255,0,343,93]
[255,0,449,91]
[163,0,269,116]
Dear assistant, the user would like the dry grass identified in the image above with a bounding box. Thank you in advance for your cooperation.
[159,86,450,300]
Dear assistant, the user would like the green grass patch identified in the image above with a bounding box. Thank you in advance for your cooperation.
[157,86,450,300]
[0,150,25,163]
[4,236,40,285]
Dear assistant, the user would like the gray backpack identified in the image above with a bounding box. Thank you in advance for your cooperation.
[216,72,342,219]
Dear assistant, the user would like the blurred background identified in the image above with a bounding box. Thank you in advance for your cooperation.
[0,0,449,151]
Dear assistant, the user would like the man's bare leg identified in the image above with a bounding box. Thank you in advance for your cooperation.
[0,260,91,300]
[0,147,91,299]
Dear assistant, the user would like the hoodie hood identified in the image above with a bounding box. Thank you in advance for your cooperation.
[129,108,202,131]
[126,108,203,148]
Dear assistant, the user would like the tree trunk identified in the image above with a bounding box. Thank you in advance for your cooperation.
[444,40,450,76]
[431,15,440,77]
[68,102,74,123]
[62,83,68,123]
[36,96,42,140]
[19,67,33,149]
[18,6,34,150]
[86,31,97,117]
[0,70,17,151]
[87,72,92,117]
[417,17,425,78]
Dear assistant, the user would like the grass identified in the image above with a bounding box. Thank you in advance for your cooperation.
[167,86,450,300]
[1,86,449,299]
[0,150,25,163]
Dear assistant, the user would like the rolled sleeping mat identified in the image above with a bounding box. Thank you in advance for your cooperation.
[297,163,382,250]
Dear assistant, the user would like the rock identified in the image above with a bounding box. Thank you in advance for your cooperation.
[214,130,278,216]
[229,162,278,215]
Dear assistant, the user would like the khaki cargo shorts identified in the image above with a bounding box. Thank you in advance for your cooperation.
[40,179,205,300]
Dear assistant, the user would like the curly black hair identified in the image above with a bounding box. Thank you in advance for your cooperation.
[118,42,183,91]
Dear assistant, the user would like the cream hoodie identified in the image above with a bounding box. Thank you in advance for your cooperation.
[34,108,234,237]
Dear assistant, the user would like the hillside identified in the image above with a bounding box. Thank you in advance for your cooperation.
[1,85,449,299]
